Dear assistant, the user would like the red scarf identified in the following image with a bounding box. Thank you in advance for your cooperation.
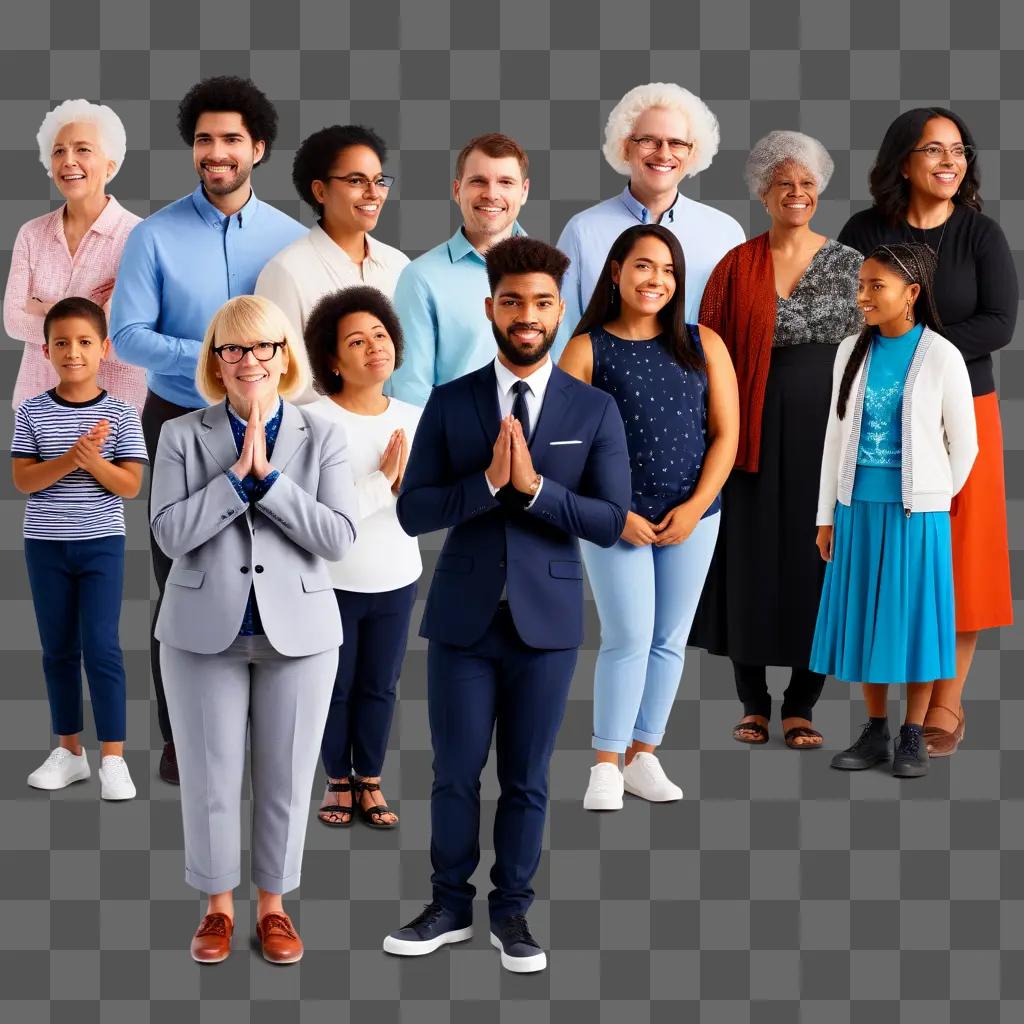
[699,233,776,472]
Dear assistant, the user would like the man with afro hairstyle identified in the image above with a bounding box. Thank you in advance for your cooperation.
[109,76,305,783]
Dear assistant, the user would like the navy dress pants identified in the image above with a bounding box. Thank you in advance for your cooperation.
[427,604,576,923]
[320,583,417,780]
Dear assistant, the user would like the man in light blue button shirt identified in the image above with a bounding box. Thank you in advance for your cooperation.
[389,133,529,407]
[555,83,745,357]
[109,76,305,782]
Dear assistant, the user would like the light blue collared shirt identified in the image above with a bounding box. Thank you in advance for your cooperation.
[388,223,526,407]
[109,185,306,409]
[554,185,746,356]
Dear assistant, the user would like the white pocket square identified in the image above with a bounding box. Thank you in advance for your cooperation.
[549,439,582,445]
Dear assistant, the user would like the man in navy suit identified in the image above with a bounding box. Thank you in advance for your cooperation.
[382,236,630,973]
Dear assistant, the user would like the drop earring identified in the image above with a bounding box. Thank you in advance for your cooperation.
[905,301,913,323]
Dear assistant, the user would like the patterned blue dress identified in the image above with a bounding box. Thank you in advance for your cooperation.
[810,324,956,683]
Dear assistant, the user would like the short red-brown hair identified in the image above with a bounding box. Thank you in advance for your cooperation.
[454,132,529,180]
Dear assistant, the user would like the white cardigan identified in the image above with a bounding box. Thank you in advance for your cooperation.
[817,326,978,525]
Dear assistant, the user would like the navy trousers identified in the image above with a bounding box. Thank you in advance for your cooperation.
[320,583,417,779]
[24,536,128,742]
[428,604,577,922]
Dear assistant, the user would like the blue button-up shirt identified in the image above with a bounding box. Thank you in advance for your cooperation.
[554,185,746,356]
[109,185,306,409]
[388,223,526,407]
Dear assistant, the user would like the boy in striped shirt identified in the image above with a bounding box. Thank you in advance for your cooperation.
[11,297,148,799]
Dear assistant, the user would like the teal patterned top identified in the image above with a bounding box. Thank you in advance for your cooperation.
[857,323,923,468]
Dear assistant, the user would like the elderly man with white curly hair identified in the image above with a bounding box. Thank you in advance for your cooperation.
[3,98,147,412]
[554,82,745,356]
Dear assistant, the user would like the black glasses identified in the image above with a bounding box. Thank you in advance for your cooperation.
[910,144,975,162]
[630,136,694,155]
[213,341,287,364]
[324,173,396,190]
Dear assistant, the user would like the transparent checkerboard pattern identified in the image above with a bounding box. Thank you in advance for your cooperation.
[0,1,1021,1020]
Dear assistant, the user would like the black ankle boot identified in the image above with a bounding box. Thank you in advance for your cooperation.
[831,720,890,771]
[892,725,929,778]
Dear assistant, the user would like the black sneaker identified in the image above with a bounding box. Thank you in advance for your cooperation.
[489,914,547,973]
[892,725,929,778]
[159,741,179,785]
[831,721,890,771]
[382,902,472,956]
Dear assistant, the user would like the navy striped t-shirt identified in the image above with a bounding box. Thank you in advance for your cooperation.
[11,389,149,540]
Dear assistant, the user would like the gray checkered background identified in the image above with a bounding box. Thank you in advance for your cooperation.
[0,0,1022,1020]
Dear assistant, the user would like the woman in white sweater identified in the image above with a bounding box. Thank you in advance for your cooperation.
[811,242,977,779]
[305,286,421,828]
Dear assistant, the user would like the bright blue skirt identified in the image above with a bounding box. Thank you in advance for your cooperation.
[810,498,956,684]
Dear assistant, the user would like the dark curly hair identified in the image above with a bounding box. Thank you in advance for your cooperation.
[869,107,982,225]
[292,124,388,216]
[43,296,107,344]
[304,286,404,395]
[177,76,279,165]
[485,236,569,294]
[572,224,703,373]
[836,242,943,419]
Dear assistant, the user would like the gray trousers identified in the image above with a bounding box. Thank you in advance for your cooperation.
[161,636,338,895]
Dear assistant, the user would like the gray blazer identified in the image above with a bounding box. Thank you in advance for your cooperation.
[151,400,357,657]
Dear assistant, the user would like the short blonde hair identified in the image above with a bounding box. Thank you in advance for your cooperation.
[37,99,128,181]
[196,295,311,404]
[603,82,720,179]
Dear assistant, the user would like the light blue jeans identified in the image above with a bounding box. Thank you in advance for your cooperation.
[582,512,720,753]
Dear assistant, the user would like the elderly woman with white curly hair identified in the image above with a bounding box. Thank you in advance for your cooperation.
[3,99,146,411]
[689,130,863,751]
[554,82,745,355]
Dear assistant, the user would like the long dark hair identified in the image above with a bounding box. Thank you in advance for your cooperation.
[869,107,982,224]
[573,224,702,372]
[836,242,943,419]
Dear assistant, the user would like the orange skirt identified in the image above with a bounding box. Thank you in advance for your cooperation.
[951,392,1014,631]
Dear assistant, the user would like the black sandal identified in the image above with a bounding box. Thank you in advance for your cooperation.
[784,726,823,750]
[318,779,354,828]
[354,779,398,829]
[733,720,769,745]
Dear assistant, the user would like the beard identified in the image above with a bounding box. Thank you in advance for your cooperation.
[199,161,253,197]
[492,321,557,367]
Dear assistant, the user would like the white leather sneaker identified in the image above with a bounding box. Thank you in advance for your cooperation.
[98,756,136,801]
[583,762,624,811]
[622,752,683,802]
[27,747,91,790]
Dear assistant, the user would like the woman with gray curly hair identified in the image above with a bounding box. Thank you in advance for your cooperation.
[554,82,745,356]
[689,130,863,750]
[3,99,146,412]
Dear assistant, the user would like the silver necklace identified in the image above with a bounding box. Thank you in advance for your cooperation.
[907,203,952,261]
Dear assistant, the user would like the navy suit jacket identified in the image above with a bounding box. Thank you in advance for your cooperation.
[397,362,630,650]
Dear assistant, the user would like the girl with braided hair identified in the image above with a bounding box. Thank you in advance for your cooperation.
[810,242,977,778]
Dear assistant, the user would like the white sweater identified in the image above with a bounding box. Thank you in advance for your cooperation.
[817,326,978,525]
[307,396,423,592]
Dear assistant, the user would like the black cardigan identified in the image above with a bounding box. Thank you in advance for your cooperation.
[837,204,1018,396]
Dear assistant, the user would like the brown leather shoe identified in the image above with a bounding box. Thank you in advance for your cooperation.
[159,741,179,785]
[256,911,304,964]
[924,705,965,758]
[190,912,233,963]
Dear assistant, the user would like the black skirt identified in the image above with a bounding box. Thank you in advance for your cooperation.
[689,343,838,668]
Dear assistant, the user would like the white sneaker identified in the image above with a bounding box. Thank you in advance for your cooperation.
[583,762,624,811]
[27,747,91,790]
[622,752,683,802]
[98,756,136,801]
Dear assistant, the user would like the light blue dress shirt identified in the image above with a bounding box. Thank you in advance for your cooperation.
[388,223,525,407]
[554,185,746,357]
[109,185,306,409]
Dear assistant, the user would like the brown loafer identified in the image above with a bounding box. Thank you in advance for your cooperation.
[924,705,965,758]
[256,911,303,964]
[190,912,233,963]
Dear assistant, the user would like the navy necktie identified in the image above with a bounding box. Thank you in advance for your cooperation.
[511,380,531,441]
